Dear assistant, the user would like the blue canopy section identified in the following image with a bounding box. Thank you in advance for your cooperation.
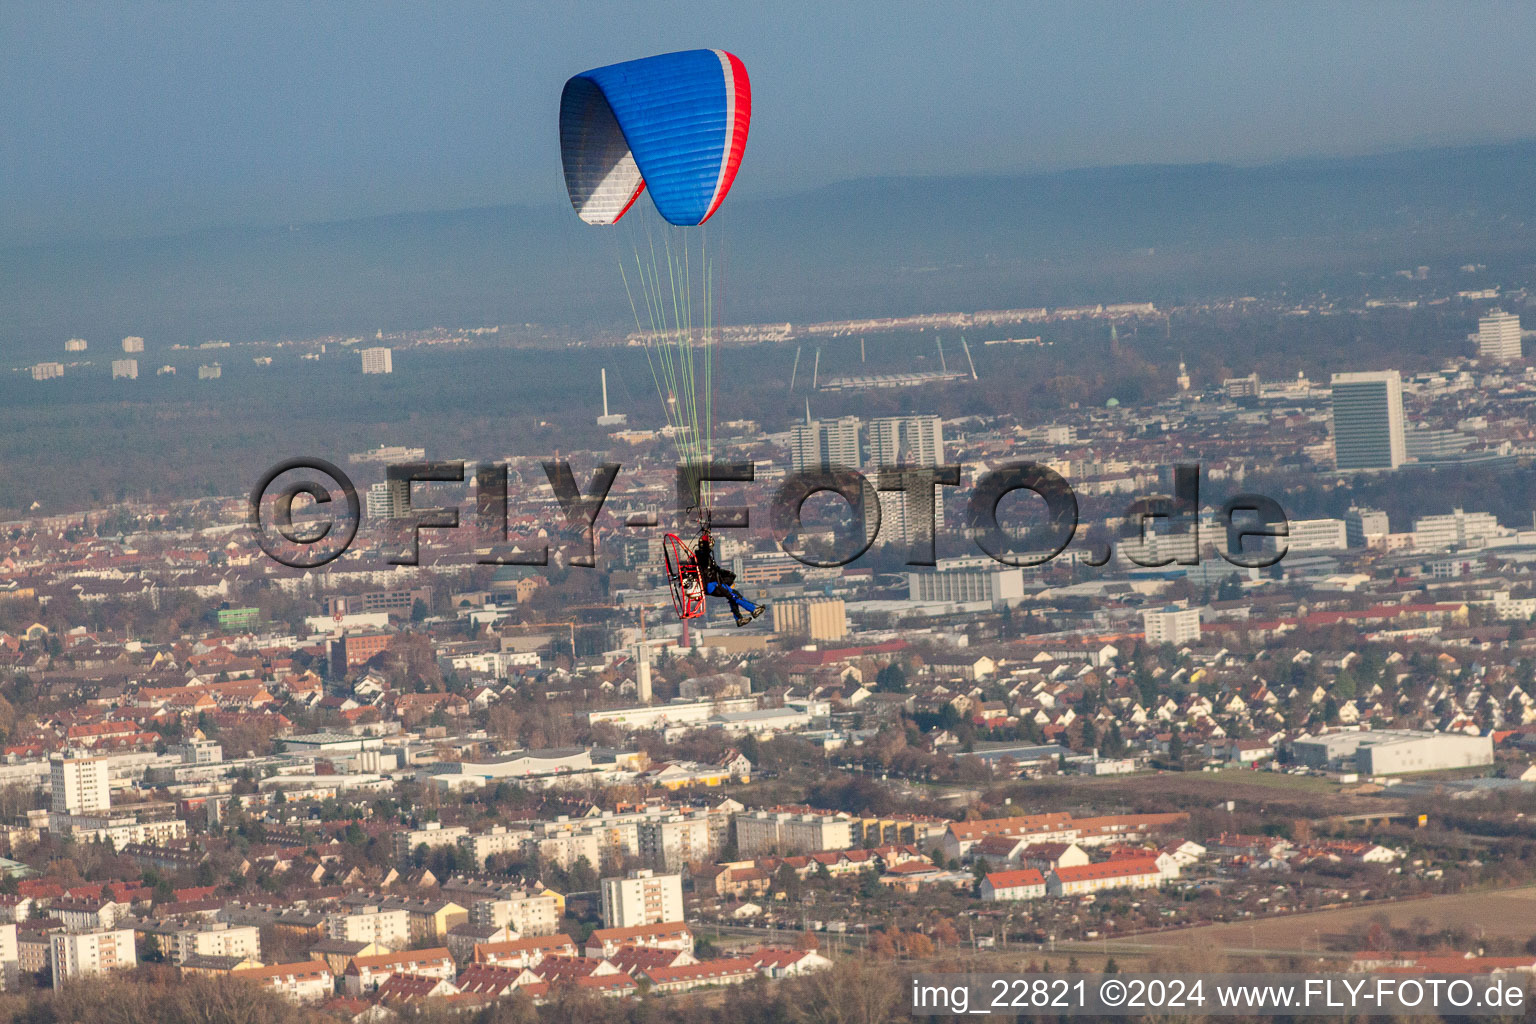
[560,49,749,226]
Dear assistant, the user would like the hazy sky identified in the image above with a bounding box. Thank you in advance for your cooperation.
[6,1,1536,245]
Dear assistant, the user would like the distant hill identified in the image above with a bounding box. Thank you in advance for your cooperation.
[5,141,1536,358]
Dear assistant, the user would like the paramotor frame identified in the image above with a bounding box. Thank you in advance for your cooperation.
[662,532,706,620]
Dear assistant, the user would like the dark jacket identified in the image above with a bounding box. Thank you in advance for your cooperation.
[694,533,735,586]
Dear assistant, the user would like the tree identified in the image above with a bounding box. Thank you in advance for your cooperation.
[931,918,960,947]
[775,862,802,901]
[786,957,904,1024]
[875,661,908,693]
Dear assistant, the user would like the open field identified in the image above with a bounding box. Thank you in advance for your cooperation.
[1201,767,1341,793]
[1126,885,1536,955]
[1044,766,1350,804]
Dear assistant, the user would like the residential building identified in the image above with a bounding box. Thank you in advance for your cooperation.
[164,922,261,965]
[637,814,713,872]
[50,928,135,989]
[361,347,393,374]
[1045,858,1163,897]
[789,415,861,472]
[469,891,561,937]
[600,870,684,929]
[979,869,1046,901]
[232,961,335,1003]
[734,811,854,856]
[1478,308,1522,362]
[0,923,16,990]
[867,415,943,468]
[325,907,409,950]
[392,822,469,860]
[51,755,109,815]
[367,479,410,521]
[584,922,693,959]
[1142,606,1201,646]
[343,947,455,995]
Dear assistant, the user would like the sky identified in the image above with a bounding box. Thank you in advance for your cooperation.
[5,1,1536,246]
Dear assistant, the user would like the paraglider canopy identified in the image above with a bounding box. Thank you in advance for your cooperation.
[560,49,751,227]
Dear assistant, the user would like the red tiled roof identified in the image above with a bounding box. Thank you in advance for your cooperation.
[1052,858,1160,883]
[984,868,1046,889]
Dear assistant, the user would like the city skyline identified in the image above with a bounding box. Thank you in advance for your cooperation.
[7,7,1536,1018]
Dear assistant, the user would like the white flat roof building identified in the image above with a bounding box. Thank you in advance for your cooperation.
[1291,730,1492,775]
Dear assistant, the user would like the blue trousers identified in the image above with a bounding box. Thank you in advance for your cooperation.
[706,580,758,616]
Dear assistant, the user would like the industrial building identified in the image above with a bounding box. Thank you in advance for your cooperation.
[771,598,847,641]
[1290,730,1493,775]
[907,557,1024,608]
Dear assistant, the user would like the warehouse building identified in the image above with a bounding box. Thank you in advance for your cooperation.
[1290,730,1492,775]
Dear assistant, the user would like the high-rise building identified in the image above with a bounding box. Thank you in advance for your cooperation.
[599,870,683,929]
[867,415,943,467]
[1477,309,1522,362]
[197,363,222,380]
[31,363,64,381]
[867,415,945,549]
[1331,371,1406,471]
[367,479,410,520]
[121,336,144,353]
[361,347,393,374]
[51,755,109,815]
[111,359,138,380]
[64,338,88,353]
[789,412,861,472]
